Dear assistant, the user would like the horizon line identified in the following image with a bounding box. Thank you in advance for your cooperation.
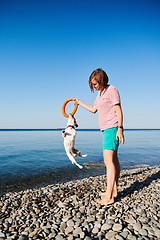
[0,128,160,131]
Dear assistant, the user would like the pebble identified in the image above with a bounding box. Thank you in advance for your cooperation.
[0,233,5,238]
[101,223,113,231]
[67,220,74,227]
[105,230,117,239]
[139,228,148,236]
[133,222,141,231]
[55,234,65,240]
[0,166,160,240]
[112,223,123,231]
[65,226,74,235]
[116,235,124,240]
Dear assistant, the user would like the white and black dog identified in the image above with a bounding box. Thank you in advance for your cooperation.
[62,114,87,169]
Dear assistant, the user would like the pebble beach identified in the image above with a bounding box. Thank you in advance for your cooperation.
[0,166,160,240]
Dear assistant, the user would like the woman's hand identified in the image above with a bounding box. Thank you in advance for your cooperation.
[73,98,80,105]
[116,128,125,144]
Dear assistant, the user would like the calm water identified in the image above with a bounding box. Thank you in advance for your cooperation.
[0,129,160,193]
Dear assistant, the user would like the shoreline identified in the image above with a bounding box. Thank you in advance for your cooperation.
[0,165,160,239]
[0,164,106,196]
[0,163,153,196]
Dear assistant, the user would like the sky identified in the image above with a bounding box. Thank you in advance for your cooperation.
[0,0,160,129]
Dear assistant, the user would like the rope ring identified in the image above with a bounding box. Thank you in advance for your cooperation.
[62,98,78,118]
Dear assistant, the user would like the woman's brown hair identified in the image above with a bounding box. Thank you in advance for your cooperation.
[89,68,109,92]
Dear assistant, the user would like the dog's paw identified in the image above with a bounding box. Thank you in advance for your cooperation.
[62,130,66,137]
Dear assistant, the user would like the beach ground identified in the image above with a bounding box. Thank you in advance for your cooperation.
[0,166,160,240]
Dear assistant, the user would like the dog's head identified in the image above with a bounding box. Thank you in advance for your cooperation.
[68,114,78,128]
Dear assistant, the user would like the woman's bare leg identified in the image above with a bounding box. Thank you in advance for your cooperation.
[98,150,120,205]
[113,151,120,198]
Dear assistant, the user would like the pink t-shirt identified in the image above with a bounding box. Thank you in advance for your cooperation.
[94,85,120,131]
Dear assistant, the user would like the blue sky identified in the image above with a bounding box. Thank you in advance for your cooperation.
[0,0,160,129]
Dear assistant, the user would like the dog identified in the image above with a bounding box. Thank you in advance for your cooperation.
[62,114,87,169]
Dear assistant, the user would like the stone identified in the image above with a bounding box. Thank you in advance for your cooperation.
[105,231,117,239]
[73,227,84,238]
[60,222,66,232]
[68,236,74,240]
[92,226,99,234]
[28,228,40,238]
[120,231,129,238]
[67,220,74,227]
[84,237,92,240]
[112,223,123,232]
[55,235,65,240]
[116,235,124,240]
[154,227,160,237]
[0,233,5,238]
[48,231,57,239]
[133,222,141,231]
[65,226,74,235]
[57,202,67,208]
[139,229,148,236]
[86,216,95,222]
[127,234,137,240]
[101,223,112,231]
[124,218,136,225]
[18,235,28,240]
[79,206,85,213]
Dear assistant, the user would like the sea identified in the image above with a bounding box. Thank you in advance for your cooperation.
[0,129,160,194]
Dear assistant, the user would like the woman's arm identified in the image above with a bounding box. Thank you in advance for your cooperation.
[114,104,125,144]
[74,99,97,114]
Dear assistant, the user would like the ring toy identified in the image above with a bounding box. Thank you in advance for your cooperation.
[62,98,78,118]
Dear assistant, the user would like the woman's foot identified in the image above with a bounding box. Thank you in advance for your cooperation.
[97,197,114,206]
[100,191,118,198]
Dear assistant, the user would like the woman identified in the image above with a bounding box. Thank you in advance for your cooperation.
[74,68,124,205]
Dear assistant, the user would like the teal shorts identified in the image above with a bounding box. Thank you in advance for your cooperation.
[102,127,119,151]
